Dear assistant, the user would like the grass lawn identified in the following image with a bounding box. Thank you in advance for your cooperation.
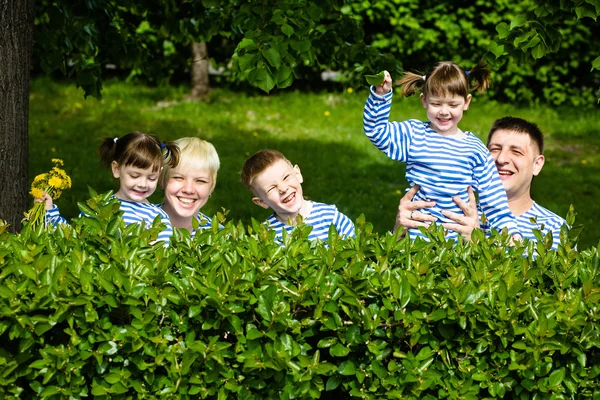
[28,77,600,249]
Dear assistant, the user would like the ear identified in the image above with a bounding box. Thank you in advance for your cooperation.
[111,161,120,178]
[532,154,545,177]
[420,93,427,108]
[463,94,472,110]
[252,196,270,209]
[293,165,303,184]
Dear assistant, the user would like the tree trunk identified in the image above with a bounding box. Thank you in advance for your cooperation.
[187,41,210,100]
[0,0,34,232]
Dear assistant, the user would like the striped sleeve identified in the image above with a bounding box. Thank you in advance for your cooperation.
[45,205,69,226]
[119,200,173,242]
[333,208,355,238]
[473,152,520,236]
[363,87,412,162]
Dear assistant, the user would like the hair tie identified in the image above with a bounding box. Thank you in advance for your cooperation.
[421,75,426,81]
[465,70,470,77]
[160,143,166,149]
[113,137,118,143]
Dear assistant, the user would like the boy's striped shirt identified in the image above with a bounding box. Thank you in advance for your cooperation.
[264,201,355,243]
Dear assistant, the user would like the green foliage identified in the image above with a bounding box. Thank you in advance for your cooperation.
[2,192,600,398]
[365,71,386,86]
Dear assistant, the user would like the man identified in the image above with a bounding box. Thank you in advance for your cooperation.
[395,117,566,249]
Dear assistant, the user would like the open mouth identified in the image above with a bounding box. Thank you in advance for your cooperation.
[282,192,296,204]
[497,170,514,179]
[177,197,198,207]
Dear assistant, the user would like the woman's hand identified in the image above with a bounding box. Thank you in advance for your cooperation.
[441,186,479,241]
[393,185,437,237]
[375,70,393,96]
[34,192,54,211]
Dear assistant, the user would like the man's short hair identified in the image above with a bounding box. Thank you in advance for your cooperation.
[488,116,544,154]
[240,149,291,190]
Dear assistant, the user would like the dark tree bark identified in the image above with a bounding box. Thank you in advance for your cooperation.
[0,0,34,232]
[187,41,210,100]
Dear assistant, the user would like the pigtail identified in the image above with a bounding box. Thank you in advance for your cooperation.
[466,60,491,93]
[161,141,180,169]
[99,137,118,168]
[397,72,426,97]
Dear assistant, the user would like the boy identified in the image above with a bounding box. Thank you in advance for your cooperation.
[240,149,355,242]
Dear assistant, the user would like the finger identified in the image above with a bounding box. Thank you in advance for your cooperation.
[408,200,436,211]
[411,211,437,222]
[441,223,466,233]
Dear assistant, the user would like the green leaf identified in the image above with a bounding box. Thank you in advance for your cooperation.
[365,71,385,86]
[248,68,276,93]
[281,24,294,37]
[330,343,350,357]
[262,48,281,69]
[548,367,565,387]
[592,56,600,71]
[276,66,293,89]
[496,22,510,39]
[338,360,356,375]
[532,43,545,59]
[326,376,342,391]
[510,15,527,30]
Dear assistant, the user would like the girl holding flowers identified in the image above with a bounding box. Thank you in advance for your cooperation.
[37,131,179,242]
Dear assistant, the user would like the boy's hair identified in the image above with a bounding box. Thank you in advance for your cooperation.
[487,116,544,155]
[99,131,179,173]
[160,137,220,189]
[240,149,290,191]
[397,60,491,99]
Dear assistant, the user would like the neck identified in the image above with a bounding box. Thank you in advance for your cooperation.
[507,191,534,217]
[162,203,194,232]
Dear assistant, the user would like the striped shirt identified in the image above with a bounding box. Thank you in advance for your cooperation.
[482,202,566,251]
[46,198,173,242]
[363,88,519,241]
[265,201,355,243]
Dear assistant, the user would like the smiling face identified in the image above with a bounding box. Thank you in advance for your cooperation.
[487,129,545,201]
[112,162,159,202]
[162,165,214,228]
[420,92,471,137]
[250,159,306,222]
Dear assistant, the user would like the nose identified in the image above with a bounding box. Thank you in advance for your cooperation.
[440,104,449,114]
[278,183,288,194]
[495,149,508,165]
[183,179,194,193]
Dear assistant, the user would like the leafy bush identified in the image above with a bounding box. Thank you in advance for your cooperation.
[1,194,599,399]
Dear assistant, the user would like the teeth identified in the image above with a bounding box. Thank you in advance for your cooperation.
[178,198,195,204]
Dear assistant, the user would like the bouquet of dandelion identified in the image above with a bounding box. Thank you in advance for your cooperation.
[25,158,72,228]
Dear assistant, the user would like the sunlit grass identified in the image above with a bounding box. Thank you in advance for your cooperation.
[29,77,600,249]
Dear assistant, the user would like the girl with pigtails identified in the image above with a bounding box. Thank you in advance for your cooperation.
[38,131,179,242]
[363,61,521,242]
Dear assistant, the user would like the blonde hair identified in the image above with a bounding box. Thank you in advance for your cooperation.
[397,60,491,99]
[160,137,220,190]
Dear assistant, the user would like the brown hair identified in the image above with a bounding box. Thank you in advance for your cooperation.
[488,116,545,155]
[240,149,291,190]
[397,60,491,99]
[99,131,179,173]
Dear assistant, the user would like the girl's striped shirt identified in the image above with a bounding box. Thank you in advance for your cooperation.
[364,87,519,241]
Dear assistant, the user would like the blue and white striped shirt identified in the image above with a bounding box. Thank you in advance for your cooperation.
[364,88,519,241]
[46,198,173,242]
[482,202,566,251]
[265,201,355,243]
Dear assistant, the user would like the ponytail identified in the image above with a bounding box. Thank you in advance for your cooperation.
[161,141,180,170]
[99,137,118,168]
[465,60,491,93]
[397,72,427,97]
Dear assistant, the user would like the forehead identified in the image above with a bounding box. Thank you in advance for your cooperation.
[425,93,465,103]
[121,164,159,175]
[253,159,293,184]
[488,129,534,149]
[170,164,212,179]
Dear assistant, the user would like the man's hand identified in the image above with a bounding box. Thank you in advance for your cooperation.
[393,185,437,237]
[441,186,479,241]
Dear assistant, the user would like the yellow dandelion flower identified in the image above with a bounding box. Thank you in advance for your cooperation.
[52,158,64,166]
[30,188,45,198]
[324,111,331,116]
[347,87,354,93]
[48,176,64,188]
[581,159,588,164]
[66,176,72,188]
[33,173,47,183]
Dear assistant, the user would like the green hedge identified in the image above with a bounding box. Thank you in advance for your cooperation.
[1,193,599,399]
